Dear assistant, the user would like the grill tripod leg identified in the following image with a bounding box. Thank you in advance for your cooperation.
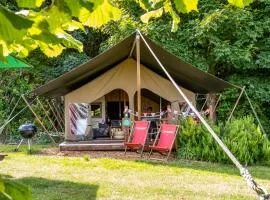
[27,139,31,153]
[15,139,24,151]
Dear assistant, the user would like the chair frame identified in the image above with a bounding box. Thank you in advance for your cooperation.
[148,124,179,161]
[124,121,150,157]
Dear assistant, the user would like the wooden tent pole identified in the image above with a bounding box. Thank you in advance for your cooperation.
[37,97,59,133]
[46,100,64,132]
[22,95,56,144]
[244,90,267,135]
[213,94,222,113]
[51,100,65,127]
[225,86,245,127]
[136,32,141,120]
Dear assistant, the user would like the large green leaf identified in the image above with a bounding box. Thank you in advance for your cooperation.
[164,0,180,32]
[174,0,198,13]
[80,0,122,28]
[140,8,163,23]
[228,0,254,8]
[0,6,33,45]
[0,0,122,60]
[16,0,46,8]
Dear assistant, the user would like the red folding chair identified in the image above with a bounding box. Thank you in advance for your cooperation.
[124,121,150,157]
[148,124,179,161]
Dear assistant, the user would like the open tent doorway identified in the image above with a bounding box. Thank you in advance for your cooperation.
[105,89,129,122]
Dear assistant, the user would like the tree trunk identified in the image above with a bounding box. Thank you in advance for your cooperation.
[208,93,217,123]
[207,62,217,123]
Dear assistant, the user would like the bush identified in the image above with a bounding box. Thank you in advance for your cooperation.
[222,116,270,165]
[176,116,270,165]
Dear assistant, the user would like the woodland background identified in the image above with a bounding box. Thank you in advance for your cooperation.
[0,0,269,139]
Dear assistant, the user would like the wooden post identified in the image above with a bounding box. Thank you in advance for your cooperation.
[136,33,141,120]
[46,99,64,132]
[51,100,65,127]
[225,86,245,127]
[244,90,267,135]
[22,95,56,144]
[37,97,59,133]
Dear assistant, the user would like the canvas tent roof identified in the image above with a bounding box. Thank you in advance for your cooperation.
[35,32,236,97]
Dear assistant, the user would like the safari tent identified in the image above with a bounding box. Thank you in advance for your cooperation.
[35,31,234,149]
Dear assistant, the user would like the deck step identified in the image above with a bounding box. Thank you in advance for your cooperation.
[59,140,125,151]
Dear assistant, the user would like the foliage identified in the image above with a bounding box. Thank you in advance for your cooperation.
[177,116,270,165]
[0,28,107,143]
[135,0,255,32]
[0,177,31,200]
[176,117,223,162]
[0,0,121,60]
[223,116,270,165]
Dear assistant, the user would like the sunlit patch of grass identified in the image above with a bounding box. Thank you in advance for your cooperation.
[0,145,269,200]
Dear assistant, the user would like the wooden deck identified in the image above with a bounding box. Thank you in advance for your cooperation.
[59,139,125,151]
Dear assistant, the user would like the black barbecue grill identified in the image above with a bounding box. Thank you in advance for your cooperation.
[16,122,37,152]
[18,122,37,139]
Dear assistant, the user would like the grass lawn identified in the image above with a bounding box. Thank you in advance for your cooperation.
[0,145,269,200]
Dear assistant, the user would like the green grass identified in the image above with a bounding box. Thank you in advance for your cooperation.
[0,145,269,200]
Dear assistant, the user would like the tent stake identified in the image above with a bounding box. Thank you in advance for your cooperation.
[22,95,56,144]
[137,30,269,199]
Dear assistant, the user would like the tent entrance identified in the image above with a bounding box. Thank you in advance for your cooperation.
[106,102,125,121]
[105,89,129,122]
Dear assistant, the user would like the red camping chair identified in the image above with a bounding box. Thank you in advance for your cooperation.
[124,121,150,157]
[148,124,179,161]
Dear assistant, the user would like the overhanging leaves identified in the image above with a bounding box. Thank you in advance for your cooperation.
[0,0,122,60]
[174,0,199,13]
[141,8,163,23]
[16,0,46,8]
[228,0,254,8]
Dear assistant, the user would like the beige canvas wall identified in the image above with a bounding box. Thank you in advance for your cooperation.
[64,58,195,140]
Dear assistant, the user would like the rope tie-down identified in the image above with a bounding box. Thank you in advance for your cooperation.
[136,29,270,199]
[241,168,270,200]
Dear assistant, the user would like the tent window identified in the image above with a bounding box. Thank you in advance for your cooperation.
[91,103,102,118]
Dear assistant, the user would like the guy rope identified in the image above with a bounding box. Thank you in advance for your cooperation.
[137,29,270,199]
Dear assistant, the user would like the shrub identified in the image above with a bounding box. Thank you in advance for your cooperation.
[222,116,270,165]
[176,116,270,165]
[176,117,222,162]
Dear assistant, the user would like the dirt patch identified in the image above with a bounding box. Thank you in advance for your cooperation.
[40,147,176,161]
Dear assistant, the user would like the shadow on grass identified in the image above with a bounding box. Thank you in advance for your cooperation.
[135,156,270,181]
[17,177,99,200]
